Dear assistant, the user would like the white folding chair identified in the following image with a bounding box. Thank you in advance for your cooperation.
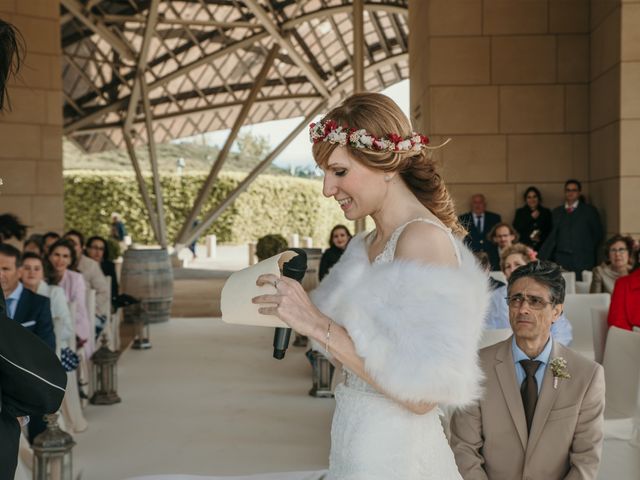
[562,293,611,359]
[479,328,512,349]
[602,327,640,440]
[562,271,576,294]
[591,307,609,364]
[489,271,506,284]
[581,270,593,285]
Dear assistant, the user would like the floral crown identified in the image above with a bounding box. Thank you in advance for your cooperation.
[309,119,431,153]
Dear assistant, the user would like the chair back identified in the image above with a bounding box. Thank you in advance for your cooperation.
[562,271,576,294]
[602,327,640,418]
[581,270,593,285]
[562,293,611,359]
[591,307,609,364]
[86,288,96,351]
[479,328,512,349]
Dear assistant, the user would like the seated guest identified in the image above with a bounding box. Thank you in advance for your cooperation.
[23,234,44,257]
[485,244,573,346]
[513,186,552,251]
[458,193,501,255]
[45,239,92,358]
[450,261,605,480]
[487,222,518,271]
[85,235,118,306]
[319,224,352,281]
[474,251,504,291]
[21,252,88,433]
[64,229,109,335]
[590,234,634,294]
[0,244,56,443]
[42,231,60,256]
[608,249,640,331]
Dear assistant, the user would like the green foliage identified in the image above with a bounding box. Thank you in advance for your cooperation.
[64,171,351,248]
[256,234,289,261]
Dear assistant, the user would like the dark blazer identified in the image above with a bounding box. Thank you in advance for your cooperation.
[0,294,67,480]
[513,205,552,251]
[539,202,604,278]
[319,246,345,281]
[459,211,502,255]
[100,259,119,305]
[12,288,56,351]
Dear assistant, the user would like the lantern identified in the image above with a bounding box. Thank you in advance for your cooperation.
[90,334,121,405]
[308,350,335,398]
[32,414,75,480]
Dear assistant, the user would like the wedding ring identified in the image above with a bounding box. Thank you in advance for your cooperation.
[273,279,279,288]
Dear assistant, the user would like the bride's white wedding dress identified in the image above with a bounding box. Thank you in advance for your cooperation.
[311,219,489,480]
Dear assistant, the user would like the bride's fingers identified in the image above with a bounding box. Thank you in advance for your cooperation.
[256,274,279,287]
[252,294,280,304]
[258,306,279,316]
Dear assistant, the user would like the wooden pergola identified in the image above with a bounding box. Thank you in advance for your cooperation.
[61,0,409,249]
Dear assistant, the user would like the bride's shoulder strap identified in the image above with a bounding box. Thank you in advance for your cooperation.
[392,218,462,265]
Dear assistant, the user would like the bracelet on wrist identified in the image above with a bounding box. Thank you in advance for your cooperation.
[325,319,333,354]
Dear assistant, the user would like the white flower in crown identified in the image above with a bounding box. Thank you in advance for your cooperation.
[327,127,348,146]
[397,139,412,151]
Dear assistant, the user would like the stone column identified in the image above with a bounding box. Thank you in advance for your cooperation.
[0,3,64,234]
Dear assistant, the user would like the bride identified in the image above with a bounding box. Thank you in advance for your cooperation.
[253,93,489,479]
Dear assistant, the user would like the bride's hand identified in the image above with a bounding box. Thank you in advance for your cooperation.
[252,273,325,338]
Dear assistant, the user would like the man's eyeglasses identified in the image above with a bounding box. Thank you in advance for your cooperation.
[88,245,105,251]
[565,188,579,193]
[505,294,553,310]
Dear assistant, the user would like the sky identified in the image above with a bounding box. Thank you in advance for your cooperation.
[174,79,410,170]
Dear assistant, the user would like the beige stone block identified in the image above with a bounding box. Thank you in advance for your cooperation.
[0,124,41,159]
[0,160,37,194]
[427,0,482,36]
[32,195,64,231]
[590,122,620,180]
[558,35,590,83]
[431,86,499,134]
[590,66,620,130]
[550,0,590,33]
[621,176,640,233]
[46,91,63,126]
[500,86,565,133]
[621,120,640,175]
[483,0,548,35]
[0,195,32,225]
[589,178,620,234]
[621,62,640,118]
[441,135,507,183]
[10,15,60,55]
[449,183,517,222]
[429,37,490,85]
[572,134,590,180]
[8,53,53,90]
[0,87,46,124]
[591,0,621,30]
[591,8,622,80]
[36,161,63,195]
[507,134,574,182]
[565,85,589,132]
[622,3,640,61]
[16,0,58,18]
[0,0,15,14]
[492,36,556,84]
[41,126,63,161]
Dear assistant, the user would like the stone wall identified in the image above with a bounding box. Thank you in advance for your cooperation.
[0,1,63,235]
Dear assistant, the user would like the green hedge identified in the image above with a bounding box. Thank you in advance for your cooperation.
[64,171,352,248]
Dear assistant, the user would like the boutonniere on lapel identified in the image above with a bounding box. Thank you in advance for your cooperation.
[549,357,571,389]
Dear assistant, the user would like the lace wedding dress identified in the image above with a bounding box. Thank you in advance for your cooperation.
[325,219,464,480]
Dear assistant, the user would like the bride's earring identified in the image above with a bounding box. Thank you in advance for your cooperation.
[384,175,392,182]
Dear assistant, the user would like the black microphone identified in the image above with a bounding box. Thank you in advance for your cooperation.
[273,248,307,360]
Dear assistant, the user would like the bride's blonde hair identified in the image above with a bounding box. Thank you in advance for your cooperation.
[312,92,464,236]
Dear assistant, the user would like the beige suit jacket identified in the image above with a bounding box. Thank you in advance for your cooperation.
[450,337,605,480]
[78,254,109,317]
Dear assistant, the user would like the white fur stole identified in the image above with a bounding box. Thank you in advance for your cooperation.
[310,233,489,407]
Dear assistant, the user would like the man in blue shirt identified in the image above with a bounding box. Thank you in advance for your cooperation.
[451,261,605,480]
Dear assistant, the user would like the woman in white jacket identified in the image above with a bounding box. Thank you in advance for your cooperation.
[21,252,88,433]
[254,93,489,479]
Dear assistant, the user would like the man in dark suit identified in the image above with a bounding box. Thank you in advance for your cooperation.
[539,180,604,281]
[459,194,502,260]
[0,244,58,443]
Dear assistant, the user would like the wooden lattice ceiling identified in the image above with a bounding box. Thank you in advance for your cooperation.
[62,0,410,153]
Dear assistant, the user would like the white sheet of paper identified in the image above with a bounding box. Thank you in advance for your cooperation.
[221,250,298,328]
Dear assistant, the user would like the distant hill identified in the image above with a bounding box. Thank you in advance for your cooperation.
[63,138,289,176]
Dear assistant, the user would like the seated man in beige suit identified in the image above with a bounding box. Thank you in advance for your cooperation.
[450,260,605,480]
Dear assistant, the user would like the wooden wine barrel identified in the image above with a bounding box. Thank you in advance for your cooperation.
[121,248,174,323]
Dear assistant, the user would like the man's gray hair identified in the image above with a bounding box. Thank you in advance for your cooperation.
[507,260,566,305]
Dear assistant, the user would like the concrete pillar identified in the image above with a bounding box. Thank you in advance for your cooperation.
[0,3,64,234]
